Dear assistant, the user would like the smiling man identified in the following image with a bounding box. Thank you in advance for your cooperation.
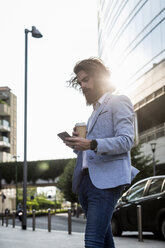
[65,58,139,248]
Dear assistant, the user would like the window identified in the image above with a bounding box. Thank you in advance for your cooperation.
[147,178,164,196]
[126,180,147,201]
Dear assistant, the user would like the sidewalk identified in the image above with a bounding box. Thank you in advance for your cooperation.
[0,225,164,248]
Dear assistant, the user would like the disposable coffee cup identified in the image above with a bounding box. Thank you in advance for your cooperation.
[75,122,86,138]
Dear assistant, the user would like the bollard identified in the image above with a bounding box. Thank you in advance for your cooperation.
[32,209,36,231]
[68,208,72,235]
[137,205,143,242]
[48,208,51,232]
[2,214,4,226]
[12,212,15,228]
[6,214,8,227]
[76,205,79,218]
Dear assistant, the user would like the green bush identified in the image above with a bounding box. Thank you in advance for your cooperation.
[17,195,62,211]
[36,196,55,209]
[27,208,68,217]
[27,200,39,211]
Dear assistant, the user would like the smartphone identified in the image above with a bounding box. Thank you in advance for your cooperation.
[57,131,71,141]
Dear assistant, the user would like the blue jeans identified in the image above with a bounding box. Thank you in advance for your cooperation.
[78,174,123,248]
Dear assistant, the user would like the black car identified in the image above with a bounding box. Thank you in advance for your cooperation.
[111,175,165,240]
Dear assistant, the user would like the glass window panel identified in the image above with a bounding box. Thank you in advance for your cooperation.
[126,180,147,201]
[160,12,165,61]
[160,0,165,9]
[112,1,153,66]
[100,0,165,87]
[107,0,130,43]
[151,24,162,61]
[150,0,162,18]
[147,178,164,195]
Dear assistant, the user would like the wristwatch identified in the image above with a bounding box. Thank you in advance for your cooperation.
[90,140,98,152]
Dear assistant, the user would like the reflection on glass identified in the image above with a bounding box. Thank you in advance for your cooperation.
[126,181,147,201]
[98,0,165,92]
[147,178,164,195]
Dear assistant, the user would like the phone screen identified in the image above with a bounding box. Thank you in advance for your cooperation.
[57,132,71,141]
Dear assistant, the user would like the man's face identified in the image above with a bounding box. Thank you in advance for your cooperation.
[76,70,102,105]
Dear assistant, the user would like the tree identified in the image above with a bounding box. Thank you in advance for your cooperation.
[56,159,78,204]
[131,142,153,184]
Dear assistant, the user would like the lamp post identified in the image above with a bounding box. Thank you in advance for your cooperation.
[150,143,156,176]
[23,26,43,230]
[13,155,20,210]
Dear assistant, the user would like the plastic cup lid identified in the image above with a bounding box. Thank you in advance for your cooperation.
[75,122,86,126]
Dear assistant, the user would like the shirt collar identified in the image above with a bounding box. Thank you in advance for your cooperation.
[93,92,109,110]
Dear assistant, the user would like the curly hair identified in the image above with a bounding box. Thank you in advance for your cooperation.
[67,57,115,93]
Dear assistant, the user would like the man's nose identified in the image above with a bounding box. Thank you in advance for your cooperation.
[81,82,86,89]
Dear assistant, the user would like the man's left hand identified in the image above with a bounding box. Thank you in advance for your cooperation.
[64,137,91,151]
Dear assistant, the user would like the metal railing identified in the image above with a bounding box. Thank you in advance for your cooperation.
[0,120,10,131]
[139,122,165,143]
[0,136,9,143]
[0,103,10,115]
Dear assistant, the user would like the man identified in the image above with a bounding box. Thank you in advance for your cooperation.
[64,58,139,248]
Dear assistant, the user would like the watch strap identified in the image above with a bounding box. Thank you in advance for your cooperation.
[90,140,98,151]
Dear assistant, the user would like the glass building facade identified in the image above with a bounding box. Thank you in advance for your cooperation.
[98,0,165,166]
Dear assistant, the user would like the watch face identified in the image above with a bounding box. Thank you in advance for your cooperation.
[91,140,97,150]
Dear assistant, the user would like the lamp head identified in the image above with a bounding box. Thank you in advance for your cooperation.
[150,143,156,153]
[31,26,43,38]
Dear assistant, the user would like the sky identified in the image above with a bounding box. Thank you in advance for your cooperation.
[0,0,98,161]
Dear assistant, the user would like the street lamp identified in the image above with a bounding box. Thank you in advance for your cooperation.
[150,143,156,176]
[13,155,20,211]
[23,26,43,230]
